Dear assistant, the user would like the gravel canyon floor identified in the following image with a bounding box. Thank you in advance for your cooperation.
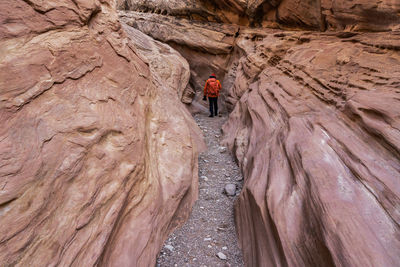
[157,114,244,267]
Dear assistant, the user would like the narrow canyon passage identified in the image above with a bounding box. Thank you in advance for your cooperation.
[2,0,400,266]
[157,114,244,267]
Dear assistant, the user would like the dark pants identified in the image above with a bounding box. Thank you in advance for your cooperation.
[208,97,218,116]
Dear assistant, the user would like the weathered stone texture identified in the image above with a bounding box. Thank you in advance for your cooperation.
[120,11,239,112]
[122,7,400,264]
[222,29,400,266]
[322,0,400,31]
[0,0,202,266]
[2,0,400,266]
[118,0,400,30]
[119,3,400,265]
[122,23,193,103]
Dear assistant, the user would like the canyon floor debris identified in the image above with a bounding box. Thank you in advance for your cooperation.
[157,114,244,267]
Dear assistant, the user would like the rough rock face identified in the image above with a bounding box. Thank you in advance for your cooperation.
[322,0,400,31]
[118,0,400,30]
[119,0,400,112]
[122,23,194,103]
[222,29,400,266]
[0,0,203,266]
[120,11,239,113]
[119,2,400,265]
[3,0,399,266]
[120,4,400,263]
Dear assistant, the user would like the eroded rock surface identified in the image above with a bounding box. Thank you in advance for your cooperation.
[222,29,400,266]
[119,5,400,265]
[118,0,400,30]
[119,0,400,112]
[122,23,193,103]
[322,0,400,31]
[2,0,400,265]
[0,0,203,266]
[120,11,239,114]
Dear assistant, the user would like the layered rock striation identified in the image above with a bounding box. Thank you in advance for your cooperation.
[2,0,400,265]
[0,0,203,266]
[118,1,400,266]
[222,29,400,266]
[120,11,239,112]
[119,0,400,111]
[119,0,400,30]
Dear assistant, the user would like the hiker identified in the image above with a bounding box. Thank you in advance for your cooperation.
[203,73,222,117]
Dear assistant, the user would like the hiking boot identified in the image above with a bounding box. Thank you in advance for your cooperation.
[209,114,214,117]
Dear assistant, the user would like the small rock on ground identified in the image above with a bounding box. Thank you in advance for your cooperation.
[224,184,236,196]
[217,252,227,260]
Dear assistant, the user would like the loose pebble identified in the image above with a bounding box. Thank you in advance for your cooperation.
[165,245,174,252]
[224,184,236,196]
[217,252,227,260]
[201,175,209,181]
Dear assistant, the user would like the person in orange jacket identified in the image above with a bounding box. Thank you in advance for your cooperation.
[203,73,222,117]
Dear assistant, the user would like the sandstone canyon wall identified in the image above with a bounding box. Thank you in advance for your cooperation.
[0,0,203,266]
[223,29,400,267]
[119,11,239,113]
[119,0,400,31]
[119,0,400,111]
[117,1,400,267]
[2,0,400,266]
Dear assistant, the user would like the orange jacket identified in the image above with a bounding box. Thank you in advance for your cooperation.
[204,78,221,97]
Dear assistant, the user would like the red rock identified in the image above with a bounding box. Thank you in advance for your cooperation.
[118,0,400,30]
[119,11,239,114]
[3,0,400,265]
[322,0,400,31]
[0,1,203,266]
[120,1,400,265]
[118,6,400,265]
[222,30,400,266]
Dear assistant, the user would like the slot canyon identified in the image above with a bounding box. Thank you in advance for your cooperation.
[0,0,399,266]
